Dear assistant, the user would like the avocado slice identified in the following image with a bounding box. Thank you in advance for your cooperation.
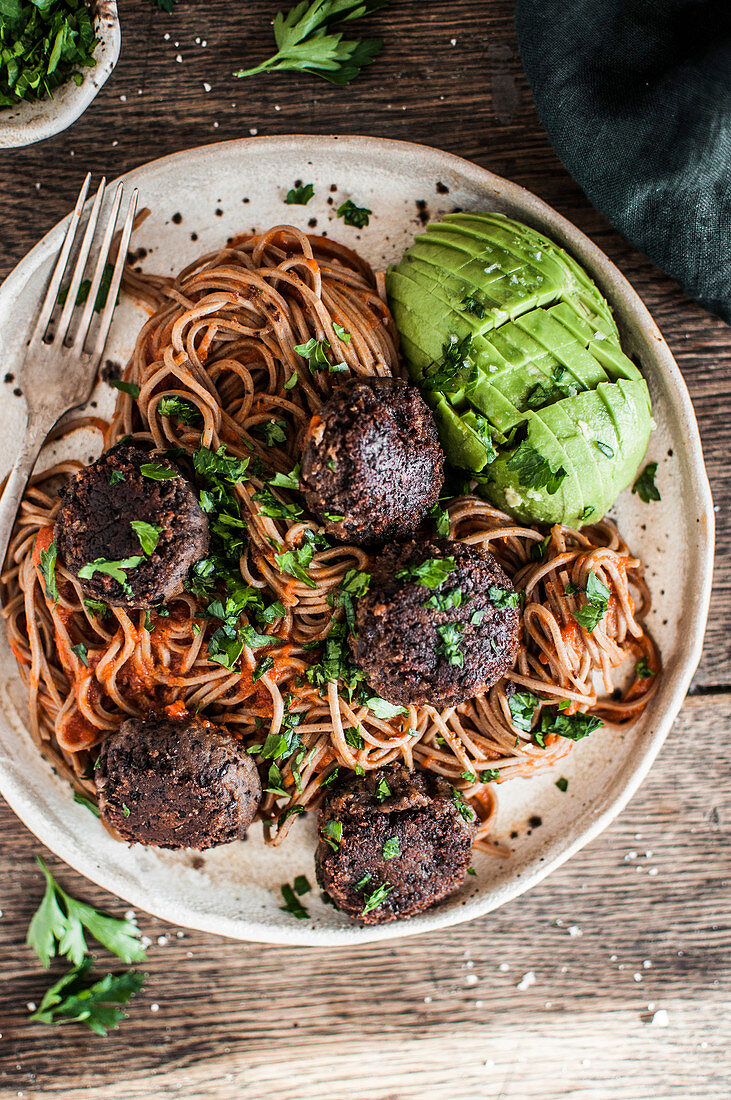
[430,396,494,473]
[484,411,586,527]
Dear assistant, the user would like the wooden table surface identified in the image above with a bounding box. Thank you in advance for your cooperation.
[0,3,729,1097]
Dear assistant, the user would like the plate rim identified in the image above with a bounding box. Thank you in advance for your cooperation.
[0,134,715,945]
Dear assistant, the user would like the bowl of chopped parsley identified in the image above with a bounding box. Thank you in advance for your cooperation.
[0,0,120,148]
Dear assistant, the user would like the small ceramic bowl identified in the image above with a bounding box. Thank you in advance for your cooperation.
[0,0,120,150]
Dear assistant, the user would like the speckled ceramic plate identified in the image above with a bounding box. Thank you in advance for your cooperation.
[0,137,714,945]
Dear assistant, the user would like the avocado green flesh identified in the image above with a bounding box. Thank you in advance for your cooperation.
[387,212,654,527]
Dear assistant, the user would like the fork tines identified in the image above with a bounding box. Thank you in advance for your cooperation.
[30,173,139,365]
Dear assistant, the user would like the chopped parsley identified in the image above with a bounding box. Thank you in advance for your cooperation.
[451,786,476,822]
[255,419,289,447]
[396,555,456,589]
[129,520,161,557]
[636,657,654,679]
[157,396,203,425]
[506,441,567,495]
[480,769,500,782]
[460,295,487,318]
[555,777,569,792]
[488,585,519,609]
[111,380,141,398]
[73,790,98,815]
[109,469,125,486]
[284,371,298,389]
[71,642,88,667]
[382,837,400,860]
[293,337,346,374]
[233,1,385,86]
[364,696,407,719]
[252,655,274,682]
[470,608,485,625]
[0,1,98,109]
[332,322,351,342]
[276,529,324,589]
[38,541,58,604]
[354,873,373,891]
[424,587,464,612]
[322,819,342,850]
[436,622,465,667]
[252,485,303,520]
[361,881,393,916]
[335,567,370,631]
[269,465,301,490]
[285,182,315,205]
[293,875,311,896]
[139,463,178,481]
[277,803,306,830]
[279,883,309,920]
[633,461,661,503]
[337,198,372,227]
[77,557,143,594]
[428,501,451,537]
[193,443,249,485]
[421,334,474,394]
[595,440,615,459]
[344,726,364,749]
[508,690,539,733]
[573,570,610,634]
[533,707,603,747]
[375,776,391,802]
[470,413,498,464]
[83,597,109,617]
[580,505,596,521]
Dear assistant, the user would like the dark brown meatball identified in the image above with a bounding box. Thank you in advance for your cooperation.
[351,538,520,708]
[55,442,208,608]
[300,376,444,546]
[315,765,477,924]
[94,710,262,849]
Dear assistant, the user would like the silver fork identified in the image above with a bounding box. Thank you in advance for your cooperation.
[0,174,138,566]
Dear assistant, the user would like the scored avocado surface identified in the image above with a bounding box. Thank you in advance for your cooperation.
[386,212,653,527]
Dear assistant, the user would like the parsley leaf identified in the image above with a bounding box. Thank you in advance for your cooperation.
[193,443,249,485]
[335,567,370,630]
[27,858,146,969]
[508,690,539,733]
[555,776,569,792]
[130,520,161,557]
[633,461,661,503]
[361,880,393,915]
[382,837,400,860]
[29,958,146,1036]
[140,463,178,481]
[38,540,59,604]
[294,336,345,373]
[253,485,303,520]
[573,570,610,634]
[111,380,141,399]
[451,786,476,822]
[233,0,386,86]
[488,585,519,609]
[436,622,465,666]
[534,708,603,746]
[636,657,654,679]
[337,198,372,227]
[421,334,474,394]
[332,322,351,342]
[396,555,456,589]
[71,642,89,667]
[285,182,315,205]
[506,440,567,495]
[78,557,143,590]
[157,395,203,425]
[279,882,309,920]
[375,776,391,801]
[429,502,450,537]
[460,295,486,318]
[595,440,614,459]
[269,464,301,490]
[364,696,406,719]
[322,819,343,850]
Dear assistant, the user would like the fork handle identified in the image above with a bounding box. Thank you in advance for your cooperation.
[0,410,60,570]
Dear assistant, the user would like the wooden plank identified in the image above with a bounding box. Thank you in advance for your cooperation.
[0,692,728,1099]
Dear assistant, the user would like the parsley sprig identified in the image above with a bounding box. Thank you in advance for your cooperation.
[233,1,387,85]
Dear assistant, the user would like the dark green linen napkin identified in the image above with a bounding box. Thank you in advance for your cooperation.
[515,0,731,323]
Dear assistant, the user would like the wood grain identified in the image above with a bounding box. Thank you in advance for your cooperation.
[0,2,729,1097]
